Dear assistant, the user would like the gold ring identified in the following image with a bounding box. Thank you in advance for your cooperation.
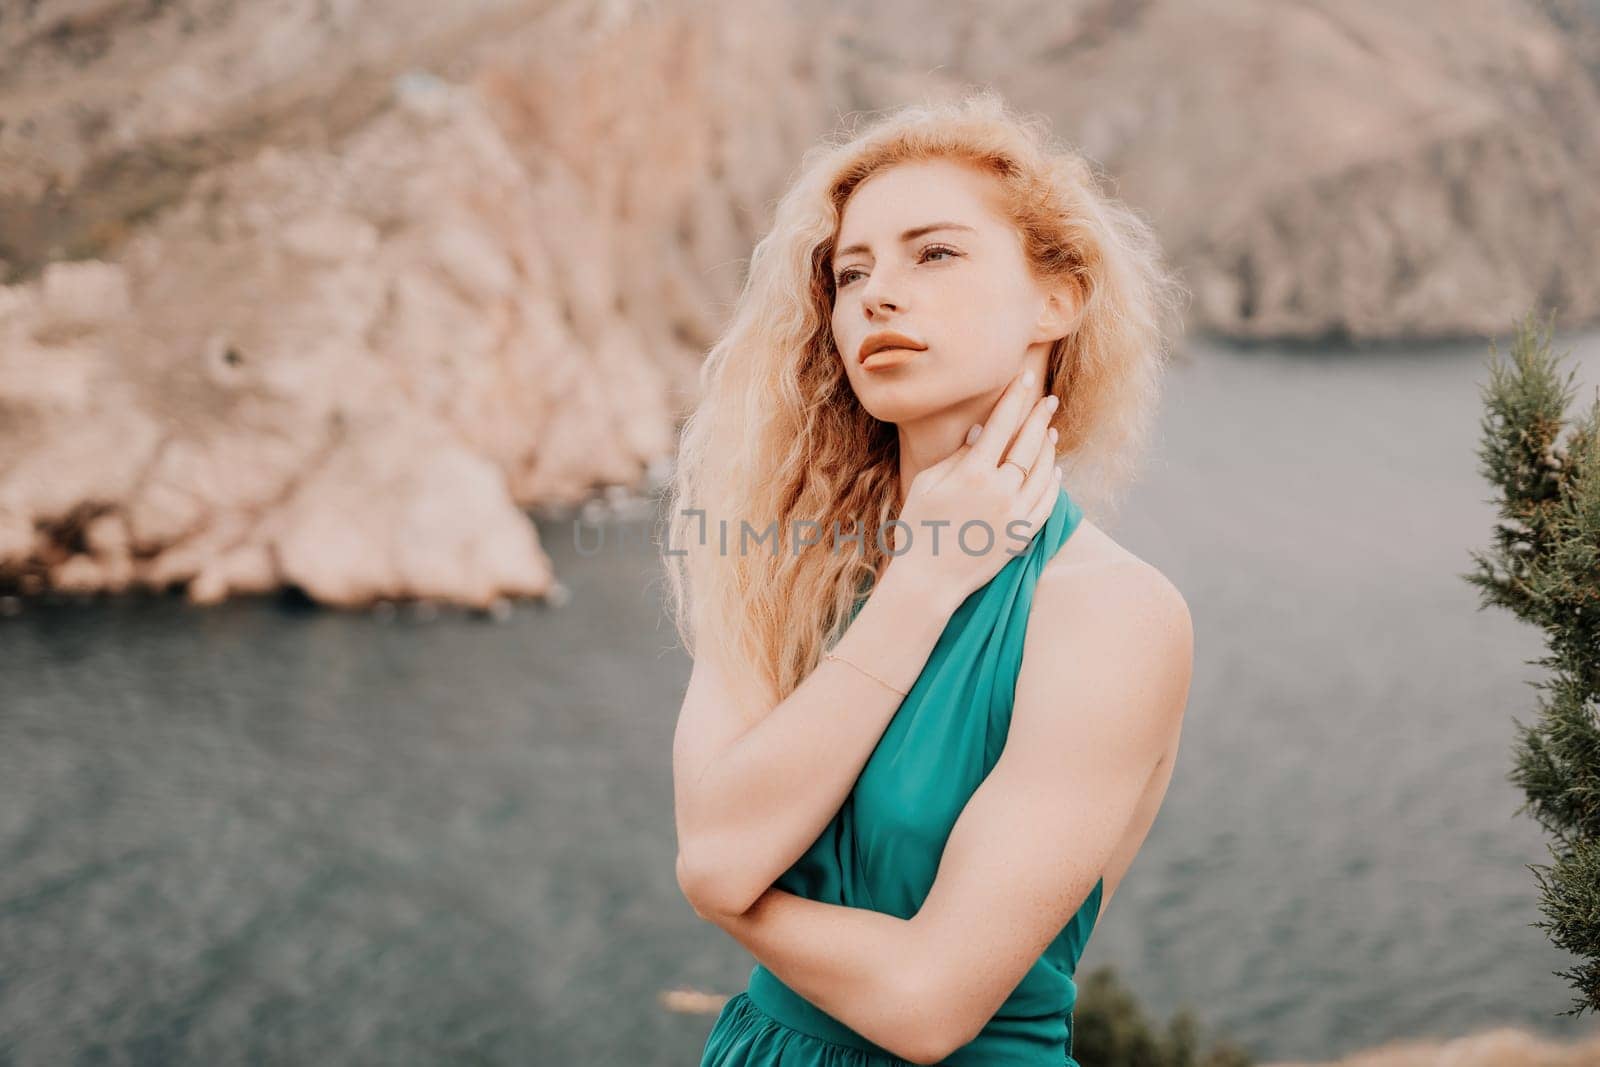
[1002,459,1030,477]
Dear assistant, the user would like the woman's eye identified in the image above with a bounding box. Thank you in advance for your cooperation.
[835,246,958,287]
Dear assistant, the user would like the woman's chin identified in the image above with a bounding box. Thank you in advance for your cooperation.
[858,391,947,425]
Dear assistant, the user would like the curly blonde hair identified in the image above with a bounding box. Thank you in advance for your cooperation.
[661,88,1186,713]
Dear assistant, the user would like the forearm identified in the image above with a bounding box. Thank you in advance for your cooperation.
[706,887,938,1063]
[681,563,959,915]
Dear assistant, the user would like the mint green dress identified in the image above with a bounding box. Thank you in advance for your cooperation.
[699,485,1104,1066]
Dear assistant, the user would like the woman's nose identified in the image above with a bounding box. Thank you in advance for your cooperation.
[860,266,903,316]
[862,283,900,317]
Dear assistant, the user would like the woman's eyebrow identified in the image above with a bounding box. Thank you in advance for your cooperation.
[836,221,976,259]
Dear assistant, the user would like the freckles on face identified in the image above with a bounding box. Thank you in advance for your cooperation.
[827,158,1044,412]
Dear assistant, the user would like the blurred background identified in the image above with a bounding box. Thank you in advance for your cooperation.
[5,0,1600,1063]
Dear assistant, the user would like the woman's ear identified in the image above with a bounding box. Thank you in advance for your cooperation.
[1033,280,1082,342]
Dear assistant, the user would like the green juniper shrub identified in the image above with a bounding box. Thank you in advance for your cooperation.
[1466,307,1600,1017]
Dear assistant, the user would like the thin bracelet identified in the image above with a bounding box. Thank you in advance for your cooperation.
[823,649,908,698]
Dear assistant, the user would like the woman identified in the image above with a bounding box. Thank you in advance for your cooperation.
[664,90,1193,1066]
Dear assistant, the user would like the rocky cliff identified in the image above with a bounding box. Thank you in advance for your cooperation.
[0,0,822,607]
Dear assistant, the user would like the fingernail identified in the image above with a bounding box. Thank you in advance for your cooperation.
[1022,369,1035,387]
[1048,427,1058,442]
[966,423,981,445]
[1046,395,1059,410]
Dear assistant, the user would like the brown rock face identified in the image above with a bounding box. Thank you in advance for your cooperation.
[0,0,827,607]
[816,0,1600,341]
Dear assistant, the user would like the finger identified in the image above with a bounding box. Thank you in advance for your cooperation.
[928,425,980,474]
[999,393,1059,485]
[1005,446,1058,556]
[920,439,973,489]
[1021,426,1060,514]
[967,369,1039,470]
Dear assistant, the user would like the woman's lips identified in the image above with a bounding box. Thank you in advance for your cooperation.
[860,346,924,371]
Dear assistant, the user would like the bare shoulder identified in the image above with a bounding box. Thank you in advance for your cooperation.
[1027,517,1194,698]
[1039,517,1188,615]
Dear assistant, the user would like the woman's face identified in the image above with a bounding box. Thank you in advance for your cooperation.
[829,157,1070,424]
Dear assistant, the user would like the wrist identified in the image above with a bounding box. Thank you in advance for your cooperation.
[876,556,965,620]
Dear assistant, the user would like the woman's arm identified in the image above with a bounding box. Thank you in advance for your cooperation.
[699,560,1193,1064]
[701,887,943,1065]
[673,558,962,919]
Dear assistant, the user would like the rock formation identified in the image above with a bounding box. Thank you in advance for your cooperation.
[0,0,823,607]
